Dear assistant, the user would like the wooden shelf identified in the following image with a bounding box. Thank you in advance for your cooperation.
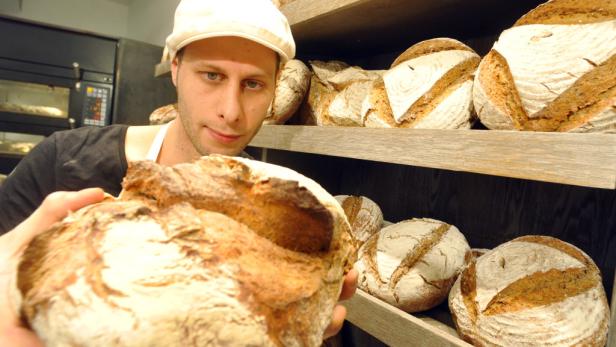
[154,61,170,77]
[249,125,616,189]
[342,290,470,347]
[280,0,545,56]
[609,269,616,347]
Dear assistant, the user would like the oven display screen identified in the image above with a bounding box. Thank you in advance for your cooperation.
[82,85,110,126]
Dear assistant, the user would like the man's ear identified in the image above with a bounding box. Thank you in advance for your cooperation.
[171,56,179,87]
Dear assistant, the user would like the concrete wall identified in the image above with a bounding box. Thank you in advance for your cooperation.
[127,0,180,47]
[0,0,180,46]
[0,0,129,39]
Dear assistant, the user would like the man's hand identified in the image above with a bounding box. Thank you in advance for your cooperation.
[323,268,359,339]
[0,188,105,347]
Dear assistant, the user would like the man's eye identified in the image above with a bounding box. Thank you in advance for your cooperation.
[245,80,262,89]
[205,72,219,81]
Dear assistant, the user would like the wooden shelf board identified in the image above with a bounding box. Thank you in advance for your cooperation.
[154,61,170,77]
[342,290,470,347]
[281,0,544,56]
[249,125,616,189]
[608,269,616,347]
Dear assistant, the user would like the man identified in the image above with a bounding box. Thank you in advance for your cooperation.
[0,0,292,233]
[0,0,357,344]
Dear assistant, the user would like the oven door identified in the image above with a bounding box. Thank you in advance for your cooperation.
[0,68,79,136]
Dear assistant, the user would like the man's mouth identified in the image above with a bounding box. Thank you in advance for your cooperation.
[207,127,241,143]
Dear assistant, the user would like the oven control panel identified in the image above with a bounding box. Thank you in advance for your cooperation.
[82,84,112,126]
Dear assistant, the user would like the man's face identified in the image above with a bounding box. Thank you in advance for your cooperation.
[171,36,278,156]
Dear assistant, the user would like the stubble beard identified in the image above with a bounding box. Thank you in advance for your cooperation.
[176,96,210,158]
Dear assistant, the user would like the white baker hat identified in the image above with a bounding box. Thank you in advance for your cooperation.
[164,0,295,63]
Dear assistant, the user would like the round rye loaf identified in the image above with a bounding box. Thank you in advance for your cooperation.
[473,0,616,132]
[355,218,471,313]
[364,38,480,129]
[264,59,311,125]
[14,155,356,347]
[448,235,610,346]
[334,195,383,248]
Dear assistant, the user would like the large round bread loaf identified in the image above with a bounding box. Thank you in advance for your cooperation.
[473,0,616,132]
[448,235,610,346]
[334,195,383,247]
[149,103,178,125]
[355,218,471,312]
[300,60,384,126]
[264,59,311,125]
[364,38,480,129]
[14,155,355,347]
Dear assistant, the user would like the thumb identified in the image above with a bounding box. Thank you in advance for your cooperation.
[0,326,44,347]
[6,188,105,257]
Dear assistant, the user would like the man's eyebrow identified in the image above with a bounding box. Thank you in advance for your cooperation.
[192,62,223,71]
[192,62,273,80]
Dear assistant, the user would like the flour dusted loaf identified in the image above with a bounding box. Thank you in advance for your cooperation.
[264,59,311,125]
[15,155,355,347]
[334,195,383,247]
[364,38,480,129]
[300,60,384,126]
[448,235,610,346]
[149,103,178,125]
[473,0,616,132]
[355,218,471,312]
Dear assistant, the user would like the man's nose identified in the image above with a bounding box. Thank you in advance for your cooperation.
[217,83,243,124]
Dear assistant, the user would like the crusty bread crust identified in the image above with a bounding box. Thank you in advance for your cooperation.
[356,218,470,313]
[335,195,383,247]
[449,235,610,347]
[515,0,616,26]
[17,155,356,347]
[475,0,616,132]
[390,38,476,69]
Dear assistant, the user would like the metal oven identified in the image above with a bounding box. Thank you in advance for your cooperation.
[0,16,117,173]
[0,60,114,135]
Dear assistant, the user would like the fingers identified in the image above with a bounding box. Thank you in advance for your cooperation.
[323,304,346,339]
[7,188,105,256]
[0,326,44,347]
[339,268,358,301]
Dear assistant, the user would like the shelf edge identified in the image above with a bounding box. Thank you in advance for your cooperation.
[342,290,471,347]
[281,0,366,26]
[154,61,171,77]
[249,125,616,190]
[608,269,616,347]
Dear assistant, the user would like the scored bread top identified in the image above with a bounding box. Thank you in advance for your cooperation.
[514,0,616,26]
[474,0,616,132]
[121,155,352,255]
[383,49,479,124]
[390,38,476,69]
[334,195,383,245]
[474,239,587,312]
[449,235,609,347]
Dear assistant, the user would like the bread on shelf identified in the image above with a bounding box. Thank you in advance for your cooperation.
[449,235,610,346]
[299,38,480,129]
[474,0,616,132]
[365,38,480,129]
[265,59,311,125]
[335,195,383,247]
[355,218,471,313]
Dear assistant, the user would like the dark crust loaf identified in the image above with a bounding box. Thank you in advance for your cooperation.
[17,155,356,347]
[121,155,335,254]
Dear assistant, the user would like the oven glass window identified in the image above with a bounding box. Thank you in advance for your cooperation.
[0,79,69,119]
[0,131,44,156]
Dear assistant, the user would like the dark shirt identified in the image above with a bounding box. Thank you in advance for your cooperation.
[0,125,129,234]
